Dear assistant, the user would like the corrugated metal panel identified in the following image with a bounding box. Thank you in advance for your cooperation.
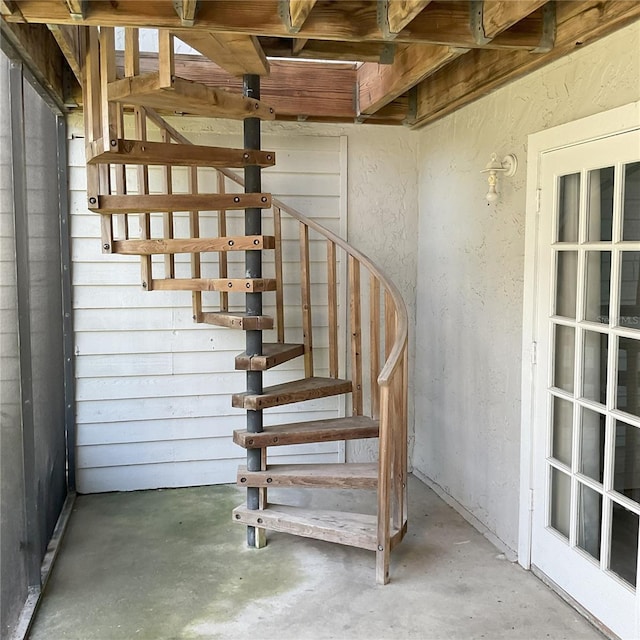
[69,116,347,492]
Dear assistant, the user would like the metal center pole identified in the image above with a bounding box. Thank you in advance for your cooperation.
[243,74,263,548]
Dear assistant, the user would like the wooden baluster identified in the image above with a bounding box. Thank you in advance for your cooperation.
[370,275,380,417]
[274,206,285,343]
[82,27,111,254]
[327,240,338,378]
[158,30,174,88]
[402,343,409,526]
[217,171,228,312]
[189,166,202,321]
[349,255,362,415]
[377,382,391,585]
[299,224,313,377]
[134,106,152,290]
[161,128,175,279]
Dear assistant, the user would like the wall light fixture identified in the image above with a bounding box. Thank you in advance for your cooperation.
[481,153,517,203]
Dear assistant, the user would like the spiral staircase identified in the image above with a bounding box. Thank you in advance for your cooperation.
[81,26,408,584]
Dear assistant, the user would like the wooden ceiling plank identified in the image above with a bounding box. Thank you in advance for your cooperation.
[63,0,85,20]
[379,0,432,38]
[281,0,318,34]
[173,31,270,76]
[48,23,82,81]
[358,44,466,115]
[6,1,551,50]
[409,0,640,129]
[174,0,199,27]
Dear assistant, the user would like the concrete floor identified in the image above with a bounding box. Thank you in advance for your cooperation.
[30,475,603,640]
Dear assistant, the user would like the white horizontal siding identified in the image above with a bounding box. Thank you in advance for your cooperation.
[70,115,347,493]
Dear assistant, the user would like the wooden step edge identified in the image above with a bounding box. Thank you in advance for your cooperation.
[235,343,305,371]
[87,137,276,168]
[231,377,352,410]
[112,235,275,255]
[199,312,274,330]
[88,192,271,214]
[232,503,378,551]
[237,463,378,490]
[151,278,277,293]
[233,416,379,449]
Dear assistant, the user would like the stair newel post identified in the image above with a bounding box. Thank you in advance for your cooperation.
[243,74,266,548]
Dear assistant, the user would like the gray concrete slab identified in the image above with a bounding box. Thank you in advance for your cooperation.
[30,476,603,640]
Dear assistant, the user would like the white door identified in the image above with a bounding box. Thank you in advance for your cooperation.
[531,127,640,639]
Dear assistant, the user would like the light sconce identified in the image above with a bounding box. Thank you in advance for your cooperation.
[481,153,517,203]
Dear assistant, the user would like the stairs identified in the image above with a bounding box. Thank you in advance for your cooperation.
[80,26,408,584]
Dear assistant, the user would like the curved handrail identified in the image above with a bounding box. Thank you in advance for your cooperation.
[216,167,409,388]
[144,108,408,389]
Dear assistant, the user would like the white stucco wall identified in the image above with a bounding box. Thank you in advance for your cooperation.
[412,22,640,556]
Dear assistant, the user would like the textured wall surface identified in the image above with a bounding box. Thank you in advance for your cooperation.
[413,22,640,555]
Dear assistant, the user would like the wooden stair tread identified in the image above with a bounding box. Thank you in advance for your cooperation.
[89,193,271,214]
[88,138,276,168]
[232,376,352,410]
[232,503,378,551]
[234,415,379,448]
[112,236,274,255]
[108,73,276,121]
[200,312,274,330]
[151,278,277,292]
[237,463,378,489]
[235,343,305,371]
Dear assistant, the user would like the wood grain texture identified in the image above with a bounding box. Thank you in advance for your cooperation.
[47,23,82,81]
[200,312,274,330]
[235,343,304,371]
[233,415,379,448]
[237,462,377,489]
[349,256,363,416]
[112,236,275,255]
[91,193,272,213]
[286,0,318,33]
[174,30,269,76]
[358,43,464,115]
[151,278,277,293]
[232,376,352,410]
[88,138,276,168]
[327,240,338,378]
[107,72,276,120]
[383,0,432,36]
[410,0,640,128]
[273,206,285,342]
[481,0,548,39]
[299,224,314,376]
[232,503,378,550]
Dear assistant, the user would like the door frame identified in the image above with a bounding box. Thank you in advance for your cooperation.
[519,100,640,570]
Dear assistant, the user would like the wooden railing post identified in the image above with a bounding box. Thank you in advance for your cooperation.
[274,206,285,343]
[349,255,362,415]
[370,275,380,418]
[327,240,338,378]
[299,223,313,377]
[217,172,228,312]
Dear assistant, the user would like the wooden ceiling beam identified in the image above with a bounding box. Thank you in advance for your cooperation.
[0,1,23,18]
[358,44,465,115]
[174,0,199,27]
[6,1,553,50]
[280,0,318,34]
[0,17,76,110]
[62,0,85,20]
[48,22,82,81]
[262,38,395,63]
[173,31,270,76]
[408,0,640,129]
[378,0,432,39]
[479,0,548,39]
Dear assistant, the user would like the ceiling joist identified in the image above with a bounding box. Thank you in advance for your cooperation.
[280,0,317,34]
[173,0,199,27]
[378,0,432,39]
[63,0,85,21]
[4,1,559,51]
[174,30,270,76]
[408,0,640,128]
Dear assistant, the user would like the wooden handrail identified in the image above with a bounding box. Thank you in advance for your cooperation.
[143,108,408,391]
